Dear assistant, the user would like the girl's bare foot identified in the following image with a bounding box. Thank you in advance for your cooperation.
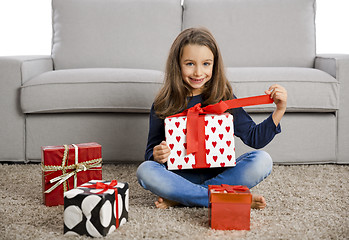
[155,197,180,209]
[251,194,266,209]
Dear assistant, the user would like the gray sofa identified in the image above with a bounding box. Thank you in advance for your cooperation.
[0,0,348,164]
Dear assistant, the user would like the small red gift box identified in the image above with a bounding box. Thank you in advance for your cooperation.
[209,184,252,230]
[41,142,102,206]
[165,95,273,170]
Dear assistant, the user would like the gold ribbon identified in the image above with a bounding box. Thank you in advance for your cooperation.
[42,144,102,194]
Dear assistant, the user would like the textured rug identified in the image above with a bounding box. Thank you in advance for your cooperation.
[0,163,348,240]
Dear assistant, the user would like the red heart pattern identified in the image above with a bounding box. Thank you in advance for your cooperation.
[164,113,235,170]
[177,150,181,157]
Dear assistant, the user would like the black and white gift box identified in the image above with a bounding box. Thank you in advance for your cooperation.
[64,180,129,237]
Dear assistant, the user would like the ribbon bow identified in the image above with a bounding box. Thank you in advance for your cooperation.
[210,184,249,193]
[169,95,273,155]
[84,180,118,194]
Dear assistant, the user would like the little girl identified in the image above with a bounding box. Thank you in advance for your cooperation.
[137,28,287,209]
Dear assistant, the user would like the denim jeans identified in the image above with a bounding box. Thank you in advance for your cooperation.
[136,150,272,207]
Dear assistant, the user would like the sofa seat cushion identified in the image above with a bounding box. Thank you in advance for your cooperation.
[227,67,338,112]
[21,68,163,113]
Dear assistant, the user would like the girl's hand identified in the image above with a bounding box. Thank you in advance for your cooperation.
[265,84,287,126]
[153,141,171,164]
[265,84,287,111]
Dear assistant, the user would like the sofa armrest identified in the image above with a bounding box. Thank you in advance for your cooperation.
[0,56,53,162]
[315,54,349,163]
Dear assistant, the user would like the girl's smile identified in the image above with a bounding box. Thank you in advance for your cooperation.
[189,77,205,83]
[180,44,214,95]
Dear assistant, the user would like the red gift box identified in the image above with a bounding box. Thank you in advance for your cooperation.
[41,142,102,206]
[209,184,252,230]
[165,95,273,170]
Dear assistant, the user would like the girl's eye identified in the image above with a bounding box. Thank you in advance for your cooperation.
[186,63,194,66]
[203,62,211,66]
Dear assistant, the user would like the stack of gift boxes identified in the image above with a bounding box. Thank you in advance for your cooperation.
[41,142,129,237]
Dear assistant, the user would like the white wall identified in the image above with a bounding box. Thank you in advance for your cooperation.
[316,0,349,54]
[0,0,348,56]
[0,0,52,56]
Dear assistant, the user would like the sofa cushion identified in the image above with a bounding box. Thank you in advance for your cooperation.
[51,0,182,70]
[21,68,163,113]
[228,67,339,112]
[21,67,338,114]
[183,0,316,68]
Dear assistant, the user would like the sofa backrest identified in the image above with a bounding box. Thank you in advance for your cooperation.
[182,0,316,68]
[51,0,182,70]
[52,0,316,70]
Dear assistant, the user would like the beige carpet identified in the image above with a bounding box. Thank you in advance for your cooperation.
[0,163,348,240]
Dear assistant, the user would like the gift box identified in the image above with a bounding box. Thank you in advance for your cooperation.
[209,184,252,230]
[165,113,236,170]
[41,142,102,206]
[64,180,129,237]
[165,95,273,170]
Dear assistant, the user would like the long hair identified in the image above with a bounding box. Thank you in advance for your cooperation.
[154,27,233,119]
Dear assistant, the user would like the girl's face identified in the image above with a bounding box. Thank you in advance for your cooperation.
[180,44,214,96]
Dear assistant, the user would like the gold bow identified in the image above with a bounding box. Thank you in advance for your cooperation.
[42,144,102,194]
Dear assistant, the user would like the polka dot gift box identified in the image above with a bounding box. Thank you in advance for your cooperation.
[165,95,273,170]
[64,180,129,237]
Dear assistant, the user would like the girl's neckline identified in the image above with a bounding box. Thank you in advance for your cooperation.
[189,94,202,98]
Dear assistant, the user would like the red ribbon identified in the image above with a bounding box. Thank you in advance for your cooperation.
[85,180,118,194]
[210,184,249,193]
[168,94,274,156]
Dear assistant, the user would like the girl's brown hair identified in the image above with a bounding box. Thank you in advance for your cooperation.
[154,27,233,119]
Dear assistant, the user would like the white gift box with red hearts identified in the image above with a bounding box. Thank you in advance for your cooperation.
[165,113,236,170]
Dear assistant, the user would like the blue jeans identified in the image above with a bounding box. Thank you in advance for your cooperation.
[136,150,272,207]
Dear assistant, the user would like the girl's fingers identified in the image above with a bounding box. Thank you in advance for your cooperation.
[267,85,286,100]
[153,141,171,163]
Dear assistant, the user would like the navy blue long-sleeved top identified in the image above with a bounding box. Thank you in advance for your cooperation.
[144,94,281,161]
